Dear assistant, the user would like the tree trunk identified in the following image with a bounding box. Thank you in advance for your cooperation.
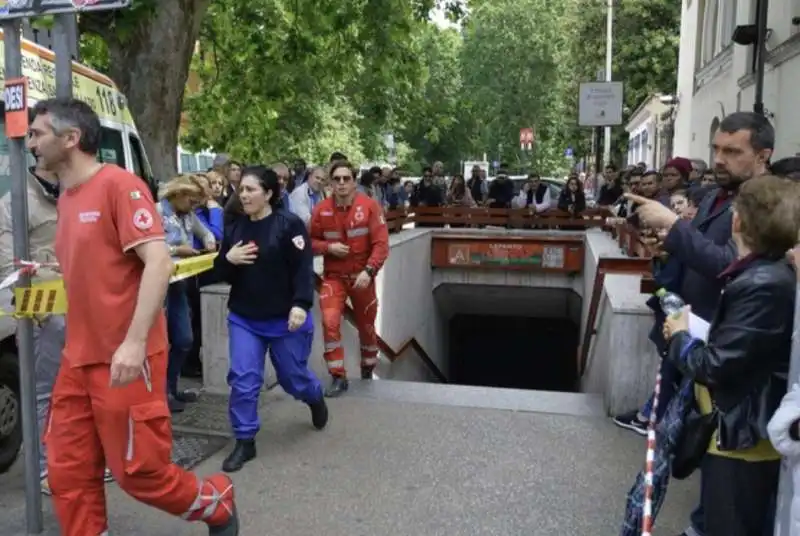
[87,0,212,182]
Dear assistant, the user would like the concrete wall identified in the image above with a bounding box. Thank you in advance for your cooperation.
[579,231,660,415]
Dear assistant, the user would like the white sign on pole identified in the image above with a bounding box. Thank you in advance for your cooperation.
[0,0,131,19]
[579,81,624,127]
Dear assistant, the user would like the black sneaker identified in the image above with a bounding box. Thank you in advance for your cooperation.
[309,399,329,430]
[612,410,649,436]
[324,377,349,398]
[360,367,374,380]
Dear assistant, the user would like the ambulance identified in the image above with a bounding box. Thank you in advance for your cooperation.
[0,32,156,473]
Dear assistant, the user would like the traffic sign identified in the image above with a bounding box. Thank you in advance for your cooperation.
[0,0,130,19]
[564,147,574,158]
[579,81,624,127]
[492,160,500,169]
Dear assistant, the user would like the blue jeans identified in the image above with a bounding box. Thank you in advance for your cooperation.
[166,280,193,396]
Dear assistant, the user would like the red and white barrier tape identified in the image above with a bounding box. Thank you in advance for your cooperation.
[641,364,662,536]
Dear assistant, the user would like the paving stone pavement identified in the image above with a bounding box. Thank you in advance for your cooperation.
[0,387,698,535]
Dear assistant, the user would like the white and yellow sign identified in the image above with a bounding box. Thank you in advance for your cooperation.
[0,31,134,125]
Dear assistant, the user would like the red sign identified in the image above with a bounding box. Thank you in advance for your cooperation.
[519,127,535,145]
[431,236,585,272]
[4,77,28,139]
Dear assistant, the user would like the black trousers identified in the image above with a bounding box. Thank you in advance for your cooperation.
[701,453,779,536]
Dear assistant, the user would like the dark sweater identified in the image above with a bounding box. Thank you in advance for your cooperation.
[214,209,314,320]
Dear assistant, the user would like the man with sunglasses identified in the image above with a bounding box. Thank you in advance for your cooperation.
[310,161,390,397]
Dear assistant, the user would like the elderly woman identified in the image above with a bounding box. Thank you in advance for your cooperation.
[157,174,216,413]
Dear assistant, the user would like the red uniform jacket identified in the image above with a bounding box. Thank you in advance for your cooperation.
[309,193,389,276]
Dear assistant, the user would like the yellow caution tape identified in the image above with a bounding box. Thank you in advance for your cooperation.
[170,252,218,283]
[2,253,218,317]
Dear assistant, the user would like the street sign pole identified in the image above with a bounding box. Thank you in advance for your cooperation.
[2,18,43,533]
[53,13,75,98]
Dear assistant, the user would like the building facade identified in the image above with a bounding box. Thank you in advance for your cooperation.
[673,0,800,164]
[625,95,673,170]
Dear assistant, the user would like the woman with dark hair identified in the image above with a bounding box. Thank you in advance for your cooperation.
[214,165,328,473]
[557,175,586,216]
[446,174,476,207]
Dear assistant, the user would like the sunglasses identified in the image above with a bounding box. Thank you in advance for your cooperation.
[332,175,353,183]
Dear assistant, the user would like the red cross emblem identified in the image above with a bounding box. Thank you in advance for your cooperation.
[133,208,153,230]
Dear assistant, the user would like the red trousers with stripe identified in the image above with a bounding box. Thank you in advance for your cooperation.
[45,351,234,535]
[319,276,379,377]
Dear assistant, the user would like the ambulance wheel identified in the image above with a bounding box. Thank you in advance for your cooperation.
[0,351,22,474]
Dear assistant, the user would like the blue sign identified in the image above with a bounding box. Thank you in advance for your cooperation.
[564,147,574,157]
[492,160,500,168]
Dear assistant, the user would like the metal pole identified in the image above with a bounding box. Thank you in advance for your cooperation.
[53,14,75,98]
[603,0,614,166]
[753,0,769,115]
[3,19,43,533]
[594,126,602,193]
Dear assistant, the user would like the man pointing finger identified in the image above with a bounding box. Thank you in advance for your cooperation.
[625,193,681,230]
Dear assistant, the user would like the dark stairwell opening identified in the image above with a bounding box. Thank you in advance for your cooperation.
[435,284,582,393]
[447,315,579,392]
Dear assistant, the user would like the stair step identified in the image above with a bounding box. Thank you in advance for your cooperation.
[348,379,605,418]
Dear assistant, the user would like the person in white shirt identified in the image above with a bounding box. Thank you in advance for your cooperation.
[289,165,326,226]
[513,173,551,212]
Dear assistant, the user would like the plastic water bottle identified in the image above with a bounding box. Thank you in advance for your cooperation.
[655,288,685,317]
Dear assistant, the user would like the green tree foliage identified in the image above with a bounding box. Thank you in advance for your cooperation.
[456,0,573,173]
[74,0,677,176]
[180,0,431,164]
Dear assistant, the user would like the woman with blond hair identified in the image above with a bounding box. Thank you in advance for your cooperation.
[157,174,217,412]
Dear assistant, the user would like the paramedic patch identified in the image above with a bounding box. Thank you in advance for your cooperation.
[129,190,142,200]
[133,208,154,230]
[292,235,305,250]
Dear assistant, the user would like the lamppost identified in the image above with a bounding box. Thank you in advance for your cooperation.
[731,0,770,115]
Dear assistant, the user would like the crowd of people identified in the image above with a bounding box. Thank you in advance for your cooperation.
[597,111,800,536]
[8,93,800,536]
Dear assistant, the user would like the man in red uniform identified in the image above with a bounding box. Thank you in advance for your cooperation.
[310,161,389,397]
[27,98,239,535]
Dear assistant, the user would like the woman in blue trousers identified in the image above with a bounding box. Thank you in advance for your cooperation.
[214,165,328,473]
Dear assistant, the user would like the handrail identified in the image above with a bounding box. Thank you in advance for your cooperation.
[385,206,613,231]
[577,256,654,379]
[312,274,447,382]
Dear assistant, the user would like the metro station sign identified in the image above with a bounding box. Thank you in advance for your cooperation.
[0,0,131,19]
[431,236,584,272]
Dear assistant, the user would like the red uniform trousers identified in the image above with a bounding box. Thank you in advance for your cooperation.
[319,276,379,377]
[46,350,234,536]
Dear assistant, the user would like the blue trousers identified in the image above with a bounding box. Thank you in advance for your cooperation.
[166,280,193,395]
[227,314,323,439]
